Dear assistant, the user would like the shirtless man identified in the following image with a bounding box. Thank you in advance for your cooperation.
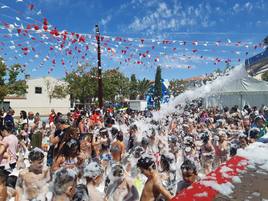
[16,148,50,201]
[137,155,173,201]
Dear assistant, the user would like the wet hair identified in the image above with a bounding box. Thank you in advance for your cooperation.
[160,153,174,171]
[53,168,77,195]
[1,123,13,133]
[168,135,177,144]
[111,127,119,137]
[180,159,197,174]
[248,128,259,139]
[28,148,44,162]
[141,137,149,146]
[61,138,80,157]
[111,164,124,177]
[72,184,90,201]
[130,124,138,131]
[201,132,210,143]
[137,156,156,170]
[133,146,145,158]
[116,132,123,142]
[223,107,229,113]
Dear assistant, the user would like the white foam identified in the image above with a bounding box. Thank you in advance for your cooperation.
[194,192,208,197]
[153,64,245,119]
[200,180,234,196]
[252,192,261,197]
[237,143,268,170]
[232,176,241,183]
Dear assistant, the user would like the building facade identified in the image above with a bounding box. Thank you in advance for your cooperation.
[4,77,70,116]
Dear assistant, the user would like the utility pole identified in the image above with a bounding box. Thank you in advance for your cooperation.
[95,24,103,108]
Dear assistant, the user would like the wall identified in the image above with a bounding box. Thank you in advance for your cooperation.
[4,77,70,116]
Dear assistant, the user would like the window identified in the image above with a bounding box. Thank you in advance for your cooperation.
[35,87,42,94]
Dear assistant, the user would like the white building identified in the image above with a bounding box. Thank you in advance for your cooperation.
[4,76,70,116]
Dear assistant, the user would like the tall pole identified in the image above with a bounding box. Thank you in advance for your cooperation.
[96,24,103,108]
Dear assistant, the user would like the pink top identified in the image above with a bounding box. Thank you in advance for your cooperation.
[0,135,18,166]
[0,141,8,164]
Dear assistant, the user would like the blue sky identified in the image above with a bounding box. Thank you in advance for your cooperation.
[0,0,267,80]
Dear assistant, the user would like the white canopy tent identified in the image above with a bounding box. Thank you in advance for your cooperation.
[204,69,268,108]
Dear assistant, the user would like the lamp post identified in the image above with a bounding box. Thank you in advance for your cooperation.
[95,24,103,108]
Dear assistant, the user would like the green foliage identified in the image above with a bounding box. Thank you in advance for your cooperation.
[103,68,129,102]
[169,79,187,96]
[154,66,162,110]
[129,74,138,100]
[0,58,28,101]
[65,65,97,104]
[137,78,151,100]
[261,71,268,81]
[51,84,69,99]
[65,65,131,103]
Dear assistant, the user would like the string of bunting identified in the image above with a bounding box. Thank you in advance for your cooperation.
[0,0,265,75]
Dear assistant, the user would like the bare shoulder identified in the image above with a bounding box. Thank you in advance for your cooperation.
[19,168,29,177]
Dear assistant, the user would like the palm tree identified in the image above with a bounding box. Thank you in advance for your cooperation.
[137,78,152,100]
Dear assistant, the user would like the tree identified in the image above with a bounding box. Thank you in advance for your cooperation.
[0,58,8,102]
[51,85,69,99]
[65,65,98,104]
[103,68,129,102]
[137,78,151,100]
[0,58,28,102]
[261,71,268,81]
[65,66,130,104]
[169,79,186,97]
[154,66,162,110]
[129,74,138,100]
[45,78,69,103]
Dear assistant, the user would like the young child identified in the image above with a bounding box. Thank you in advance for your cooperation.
[15,148,50,201]
[137,155,172,201]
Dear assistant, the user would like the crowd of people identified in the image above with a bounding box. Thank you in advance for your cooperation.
[0,103,267,201]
